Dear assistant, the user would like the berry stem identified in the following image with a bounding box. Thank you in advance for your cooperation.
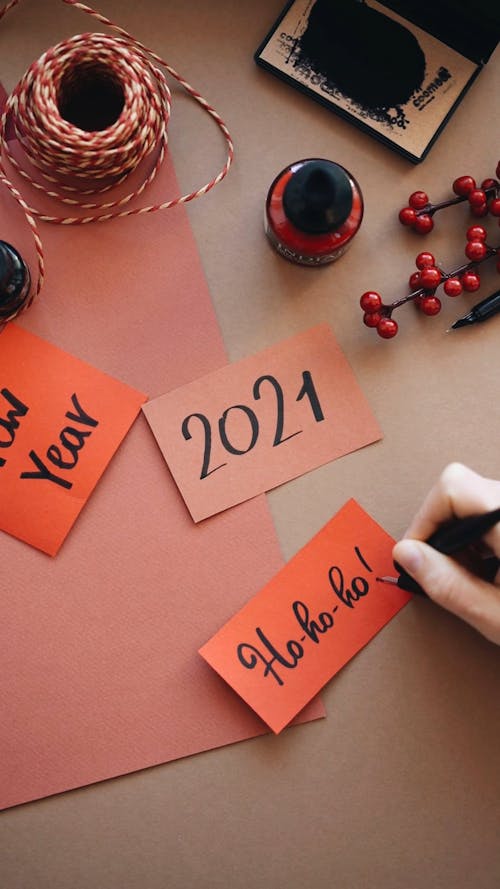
[421,186,498,217]
[390,290,420,310]
[373,243,498,316]
[369,162,500,337]
[426,194,471,215]
[440,246,497,281]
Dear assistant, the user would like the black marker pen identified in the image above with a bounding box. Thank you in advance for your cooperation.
[377,508,500,597]
[449,288,500,330]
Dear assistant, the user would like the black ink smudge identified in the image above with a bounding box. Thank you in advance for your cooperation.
[297,0,426,110]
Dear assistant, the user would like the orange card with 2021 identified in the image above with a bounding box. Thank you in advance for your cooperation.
[143,324,382,521]
[0,324,146,555]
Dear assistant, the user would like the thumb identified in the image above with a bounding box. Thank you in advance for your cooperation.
[392,539,500,645]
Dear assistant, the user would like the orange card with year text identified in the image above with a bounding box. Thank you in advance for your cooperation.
[142,324,382,521]
[200,500,411,733]
[0,324,146,555]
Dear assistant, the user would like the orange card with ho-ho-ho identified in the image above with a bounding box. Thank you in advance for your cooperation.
[0,323,147,555]
[200,499,411,734]
[142,324,382,522]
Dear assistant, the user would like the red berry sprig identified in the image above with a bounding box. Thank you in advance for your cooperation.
[360,227,499,339]
[398,160,500,234]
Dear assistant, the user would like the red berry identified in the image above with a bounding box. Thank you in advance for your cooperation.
[452,175,476,196]
[420,296,441,316]
[419,267,441,290]
[415,251,435,269]
[466,224,487,241]
[489,197,500,217]
[409,191,429,210]
[461,270,480,292]
[465,240,488,262]
[468,188,487,207]
[413,213,434,235]
[377,317,398,339]
[471,203,488,217]
[360,291,382,313]
[363,312,381,328]
[399,207,417,226]
[409,271,421,289]
[443,277,462,297]
[413,214,433,234]
[481,178,497,190]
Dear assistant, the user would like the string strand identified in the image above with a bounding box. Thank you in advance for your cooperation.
[0,0,234,316]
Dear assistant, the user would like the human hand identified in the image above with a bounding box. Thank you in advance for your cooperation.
[392,463,500,645]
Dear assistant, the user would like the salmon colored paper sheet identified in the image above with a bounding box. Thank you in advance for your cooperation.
[142,324,382,521]
[0,324,146,555]
[200,500,411,733]
[0,142,324,810]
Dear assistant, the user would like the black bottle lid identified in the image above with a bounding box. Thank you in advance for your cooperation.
[0,240,31,319]
[283,160,353,234]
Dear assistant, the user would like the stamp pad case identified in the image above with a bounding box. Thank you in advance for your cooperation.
[255,0,499,163]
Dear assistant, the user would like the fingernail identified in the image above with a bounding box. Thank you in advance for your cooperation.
[394,539,422,576]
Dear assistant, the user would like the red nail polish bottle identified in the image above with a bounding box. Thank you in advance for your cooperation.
[265,158,364,265]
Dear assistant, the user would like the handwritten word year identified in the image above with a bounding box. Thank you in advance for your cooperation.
[237,546,373,686]
[182,370,324,480]
[0,388,99,489]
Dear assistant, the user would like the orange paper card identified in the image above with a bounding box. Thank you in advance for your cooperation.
[0,324,146,555]
[200,500,411,733]
[142,324,382,521]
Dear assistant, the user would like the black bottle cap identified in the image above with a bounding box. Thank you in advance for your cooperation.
[0,240,31,319]
[282,160,353,234]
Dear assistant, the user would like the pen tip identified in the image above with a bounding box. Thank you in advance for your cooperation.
[450,317,470,330]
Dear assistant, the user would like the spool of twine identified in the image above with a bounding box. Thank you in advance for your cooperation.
[0,0,234,319]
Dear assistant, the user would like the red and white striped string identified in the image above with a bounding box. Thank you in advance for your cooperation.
[0,0,234,318]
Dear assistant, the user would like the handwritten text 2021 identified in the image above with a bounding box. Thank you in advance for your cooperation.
[181,370,324,480]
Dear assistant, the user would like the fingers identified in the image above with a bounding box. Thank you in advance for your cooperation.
[393,538,500,645]
[395,463,500,645]
[405,463,500,556]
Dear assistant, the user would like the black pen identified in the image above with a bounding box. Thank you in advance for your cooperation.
[449,288,500,330]
[377,507,500,597]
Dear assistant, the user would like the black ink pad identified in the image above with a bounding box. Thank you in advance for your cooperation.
[299,0,426,109]
[255,0,499,163]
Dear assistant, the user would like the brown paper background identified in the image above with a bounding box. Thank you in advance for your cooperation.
[0,1,499,887]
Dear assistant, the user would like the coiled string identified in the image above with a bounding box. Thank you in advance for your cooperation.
[0,0,234,318]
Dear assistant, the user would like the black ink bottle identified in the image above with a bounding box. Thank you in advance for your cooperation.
[0,241,31,321]
[265,158,364,266]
